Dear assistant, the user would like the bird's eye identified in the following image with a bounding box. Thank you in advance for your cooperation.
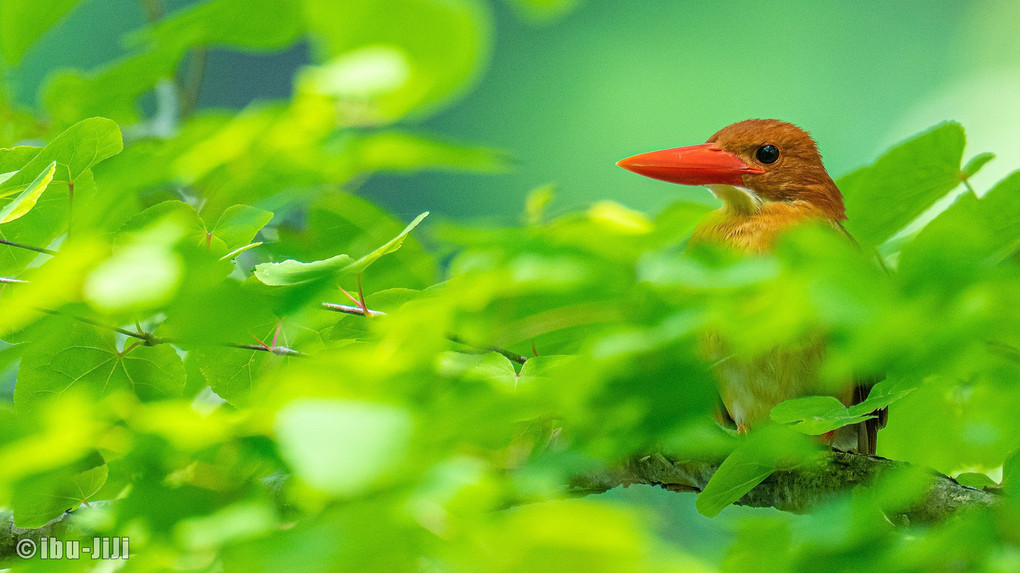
[755,144,780,164]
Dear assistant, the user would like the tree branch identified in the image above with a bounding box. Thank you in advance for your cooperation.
[573,450,999,525]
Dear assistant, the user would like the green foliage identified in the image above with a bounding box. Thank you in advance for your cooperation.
[0,1,1019,571]
[0,0,82,65]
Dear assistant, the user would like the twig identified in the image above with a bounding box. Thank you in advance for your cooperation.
[319,301,529,364]
[230,343,303,357]
[322,302,384,317]
[0,238,56,256]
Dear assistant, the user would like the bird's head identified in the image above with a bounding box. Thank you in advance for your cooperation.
[617,119,845,220]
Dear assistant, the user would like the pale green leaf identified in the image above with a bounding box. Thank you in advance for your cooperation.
[275,399,413,496]
[254,253,355,286]
[302,0,491,120]
[342,211,429,274]
[0,161,56,224]
[962,152,995,179]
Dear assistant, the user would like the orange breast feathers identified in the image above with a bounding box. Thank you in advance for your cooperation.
[618,119,877,453]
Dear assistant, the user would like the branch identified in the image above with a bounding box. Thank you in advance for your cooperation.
[573,451,999,525]
[321,302,530,364]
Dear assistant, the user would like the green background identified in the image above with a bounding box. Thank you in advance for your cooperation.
[9,0,1020,220]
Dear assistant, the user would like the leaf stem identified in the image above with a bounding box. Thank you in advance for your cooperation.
[67,180,74,238]
[0,239,56,256]
[356,273,372,317]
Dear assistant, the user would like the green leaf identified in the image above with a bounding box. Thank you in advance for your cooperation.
[14,324,186,412]
[0,146,41,172]
[254,212,427,285]
[275,399,413,496]
[302,0,492,120]
[696,426,816,517]
[770,378,913,436]
[0,118,123,198]
[43,52,179,128]
[962,152,995,179]
[342,211,429,274]
[770,395,872,436]
[845,377,916,417]
[900,170,1020,269]
[0,0,82,65]
[437,351,519,388]
[840,122,966,247]
[12,456,107,528]
[254,253,355,286]
[0,161,56,224]
[145,0,304,54]
[506,0,581,23]
[955,472,996,489]
[210,204,274,250]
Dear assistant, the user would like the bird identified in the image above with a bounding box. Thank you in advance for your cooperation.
[616,119,883,454]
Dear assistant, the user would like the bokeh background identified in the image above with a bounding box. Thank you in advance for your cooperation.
[7,0,1020,221]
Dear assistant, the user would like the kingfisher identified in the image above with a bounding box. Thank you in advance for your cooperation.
[618,119,883,454]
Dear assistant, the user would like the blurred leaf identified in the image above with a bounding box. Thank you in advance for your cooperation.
[302,0,492,120]
[275,399,413,496]
[43,52,178,127]
[587,201,653,235]
[962,152,995,179]
[0,161,55,223]
[347,131,507,174]
[955,472,996,489]
[505,0,582,24]
[696,426,816,517]
[841,122,965,247]
[145,0,304,53]
[13,457,107,528]
[525,184,555,225]
[0,0,82,65]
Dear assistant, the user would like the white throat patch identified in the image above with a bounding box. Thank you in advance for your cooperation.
[707,185,766,215]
